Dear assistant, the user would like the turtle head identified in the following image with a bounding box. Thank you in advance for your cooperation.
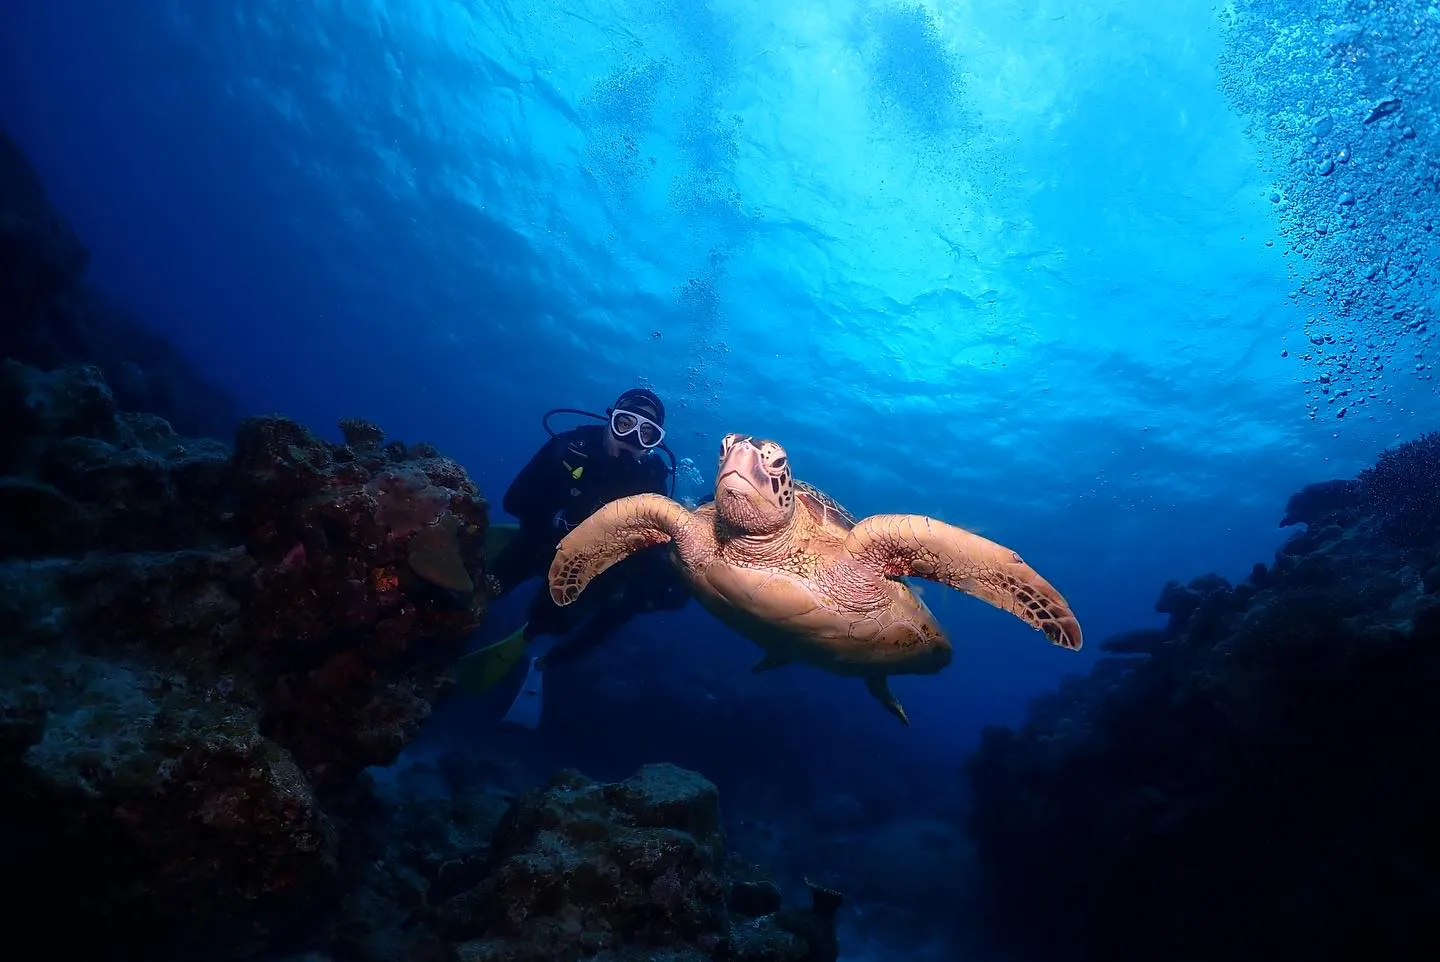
[715,433,794,534]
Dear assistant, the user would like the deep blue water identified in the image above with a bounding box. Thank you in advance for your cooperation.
[2,1,1436,957]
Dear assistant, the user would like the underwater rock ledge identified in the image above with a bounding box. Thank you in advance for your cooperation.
[964,432,1440,962]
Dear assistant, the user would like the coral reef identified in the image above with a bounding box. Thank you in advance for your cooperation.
[0,360,490,960]
[964,435,1440,962]
[334,762,840,962]
[0,363,837,962]
[1356,430,1440,546]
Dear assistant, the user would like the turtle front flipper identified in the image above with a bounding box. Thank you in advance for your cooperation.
[548,493,695,606]
[845,514,1083,651]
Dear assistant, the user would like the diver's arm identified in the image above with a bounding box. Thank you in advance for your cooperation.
[502,434,568,529]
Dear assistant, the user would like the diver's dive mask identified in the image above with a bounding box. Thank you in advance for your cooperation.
[609,407,666,449]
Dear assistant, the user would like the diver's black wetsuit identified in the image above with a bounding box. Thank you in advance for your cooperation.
[490,423,689,661]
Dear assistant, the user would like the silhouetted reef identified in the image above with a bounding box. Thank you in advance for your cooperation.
[965,432,1440,962]
[0,128,237,440]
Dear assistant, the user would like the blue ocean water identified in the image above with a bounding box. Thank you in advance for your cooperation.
[2,1,1436,959]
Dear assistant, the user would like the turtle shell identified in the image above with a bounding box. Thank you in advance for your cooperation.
[794,479,858,536]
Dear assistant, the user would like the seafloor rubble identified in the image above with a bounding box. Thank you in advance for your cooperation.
[964,432,1440,962]
[0,126,840,962]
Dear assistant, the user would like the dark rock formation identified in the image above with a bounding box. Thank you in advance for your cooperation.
[963,436,1440,962]
[0,129,87,319]
[0,360,490,960]
[1278,477,1361,527]
[1,128,237,439]
[0,359,234,555]
[1096,628,1167,655]
[334,762,840,962]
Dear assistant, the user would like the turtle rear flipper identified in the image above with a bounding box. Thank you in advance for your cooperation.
[866,675,910,726]
[844,514,1083,651]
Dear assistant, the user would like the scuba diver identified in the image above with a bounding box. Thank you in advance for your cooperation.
[459,387,691,728]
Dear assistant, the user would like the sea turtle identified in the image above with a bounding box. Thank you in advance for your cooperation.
[547,433,1083,725]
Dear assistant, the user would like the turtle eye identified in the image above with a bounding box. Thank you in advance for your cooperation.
[771,456,787,470]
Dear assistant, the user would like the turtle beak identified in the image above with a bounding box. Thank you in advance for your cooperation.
[716,440,773,517]
[717,438,767,493]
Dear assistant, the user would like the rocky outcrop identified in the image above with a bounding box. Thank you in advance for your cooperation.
[963,435,1440,962]
[0,360,490,960]
[333,763,841,962]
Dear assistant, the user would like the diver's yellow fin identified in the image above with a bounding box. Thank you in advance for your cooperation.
[454,624,530,694]
[484,523,521,566]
